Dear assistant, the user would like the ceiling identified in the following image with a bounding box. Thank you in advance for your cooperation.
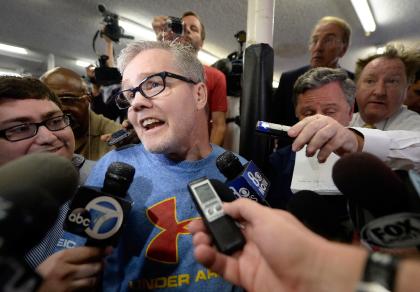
[1,0,419,83]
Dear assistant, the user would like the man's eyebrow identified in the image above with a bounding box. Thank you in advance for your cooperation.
[122,73,156,89]
[299,106,315,111]
[322,103,339,107]
[0,110,63,125]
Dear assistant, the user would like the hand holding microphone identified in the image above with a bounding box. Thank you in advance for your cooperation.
[56,162,135,251]
[189,197,335,292]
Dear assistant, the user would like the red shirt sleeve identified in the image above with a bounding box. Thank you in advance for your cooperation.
[204,65,227,113]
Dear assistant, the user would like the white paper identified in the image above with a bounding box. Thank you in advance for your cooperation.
[290,146,342,195]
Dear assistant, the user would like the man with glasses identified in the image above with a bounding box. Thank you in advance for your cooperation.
[41,67,122,161]
[0,76,107,291]
[272,16,354,129]
[86,41,245,291]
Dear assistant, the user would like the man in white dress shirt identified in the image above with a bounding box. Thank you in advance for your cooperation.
[350,44,420,130]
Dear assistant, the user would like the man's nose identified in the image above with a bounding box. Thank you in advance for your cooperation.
[35,125,57,143]
[373,79,387,96]
[183,23,191,34]
[130,92,153,111]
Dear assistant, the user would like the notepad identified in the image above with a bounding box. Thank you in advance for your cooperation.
[291,146,342,195]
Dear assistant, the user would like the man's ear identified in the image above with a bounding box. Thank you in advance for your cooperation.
[194,82,207,110]
[349,103,354,121]
[338,42,348,58]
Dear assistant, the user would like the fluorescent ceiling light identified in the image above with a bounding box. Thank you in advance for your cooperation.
[198,50,219,65]
[376,46,385,54]
[119,19,156,41]
[0,69,21,76]
[0,43,28,55]
[75,60,94,68]
[350,0,376,35]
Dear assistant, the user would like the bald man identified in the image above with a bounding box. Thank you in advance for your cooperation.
[41,67,122,160]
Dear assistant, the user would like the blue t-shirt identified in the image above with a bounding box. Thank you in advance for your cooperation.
[86,144,245,291]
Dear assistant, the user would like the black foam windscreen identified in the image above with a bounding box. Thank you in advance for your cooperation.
[332,152,419,218]
[209,179,237,202]
[0,153,79,205]
[287,190,352,242]
[216,151,244,181]
[0,153,79,254]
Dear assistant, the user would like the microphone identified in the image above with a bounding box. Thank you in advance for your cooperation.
[0,153,79,255]
[332,152,420,248]
[216,151,270,206]
[0,153,79,292]
[209,179,237,202]
[360,212,420,249]
[55,162,135,250]
[286,190,352,242]
[332,152,420,218]
[0,152,79,206]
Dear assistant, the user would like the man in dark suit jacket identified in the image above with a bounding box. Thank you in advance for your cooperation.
[272,16,354,128]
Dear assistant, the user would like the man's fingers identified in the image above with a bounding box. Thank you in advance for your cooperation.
[188,219,205,234]
[71,262,104,279]
[192,231,213,247]
[291,115,328,152]
[101,133,111,142]
[61,247,107,264]
[69,276,99,290]
[305,124,337,158]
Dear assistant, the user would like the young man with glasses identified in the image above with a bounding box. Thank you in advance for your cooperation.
[0,76,107,291]
[272,16,354,128]
[41,67,123,161]
[86,41,245,291]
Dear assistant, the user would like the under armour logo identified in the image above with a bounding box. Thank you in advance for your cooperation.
[146,197,199,264]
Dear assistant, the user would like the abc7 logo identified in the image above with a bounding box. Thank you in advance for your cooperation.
[68,196,123,240]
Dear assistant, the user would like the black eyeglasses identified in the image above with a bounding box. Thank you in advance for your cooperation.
[115,71,198,109]
[0,114,71,142]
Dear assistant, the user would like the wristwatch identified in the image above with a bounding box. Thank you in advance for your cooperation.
[356,252,399,292]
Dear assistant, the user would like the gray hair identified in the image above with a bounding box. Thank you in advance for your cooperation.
[293,67,355,108]
[117,41,204,83]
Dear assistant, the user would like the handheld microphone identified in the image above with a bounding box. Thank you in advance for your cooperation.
[55,162,135,250]
[360,212,420,249]
[287,190,352,242]
[209,179,237,202]
[332,152,420,218]
[0,152,79,205]
[0,153,79,255]
[0,153,79,292]
[216,151,270,206]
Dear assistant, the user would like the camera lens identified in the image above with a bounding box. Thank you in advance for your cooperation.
[166,17,183,36]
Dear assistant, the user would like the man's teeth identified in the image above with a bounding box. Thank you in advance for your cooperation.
[142,118,161,127]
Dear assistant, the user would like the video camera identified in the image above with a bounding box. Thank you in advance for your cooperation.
[212,31,246,97]
[98,4,134,43]
[166,17,184,36]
